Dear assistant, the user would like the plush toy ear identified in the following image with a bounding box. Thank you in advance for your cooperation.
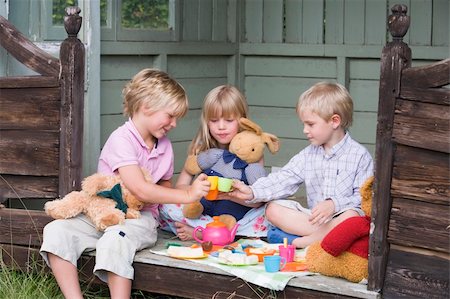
[262,133,280,154]
[184,154,202,175]
[82,173,118,197]
[239,117,262,135]
[360,176,374,217]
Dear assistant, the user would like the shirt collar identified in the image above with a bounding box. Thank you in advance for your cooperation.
[322,131,350,159]
[125,118,162,155]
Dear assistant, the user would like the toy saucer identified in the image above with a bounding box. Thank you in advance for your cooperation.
[218,260,257,266]
[244,247,276,262]
[169,254,208,260]
[280,261,308,272]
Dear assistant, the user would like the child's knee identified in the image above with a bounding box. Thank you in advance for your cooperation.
[343,209,359,218]
[336,209,359,222]
[97,230,137,262]
[264,202,281,221]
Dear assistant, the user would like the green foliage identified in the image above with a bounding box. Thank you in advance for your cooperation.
[52,0,78,25]
[121,0,169,29]
[52,0,169,29]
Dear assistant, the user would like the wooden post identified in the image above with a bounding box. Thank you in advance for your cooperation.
[59,6,85,197]
[368,4,411,292]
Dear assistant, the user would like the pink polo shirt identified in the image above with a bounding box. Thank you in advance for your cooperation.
[97,119,174,218]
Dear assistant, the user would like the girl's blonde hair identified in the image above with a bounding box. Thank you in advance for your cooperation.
[296,82,353,129]
[122,68,188,118]
[189,85,248,154]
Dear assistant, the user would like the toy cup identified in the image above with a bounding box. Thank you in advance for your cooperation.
[207,176,218,189]
[205,176,219,200]
[263,255,286,273]
[218,177,233,192]
[278,245,295,262]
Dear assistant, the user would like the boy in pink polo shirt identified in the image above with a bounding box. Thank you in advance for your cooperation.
[40,69,210,298]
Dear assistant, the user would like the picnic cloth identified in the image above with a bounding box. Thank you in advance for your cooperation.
[149,240,315,291]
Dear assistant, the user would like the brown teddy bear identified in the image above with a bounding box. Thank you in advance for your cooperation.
[305,176,374,283]
[182,117,280,229]
[44,171,148,231]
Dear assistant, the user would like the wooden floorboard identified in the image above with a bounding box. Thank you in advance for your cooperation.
[1,229,380,299]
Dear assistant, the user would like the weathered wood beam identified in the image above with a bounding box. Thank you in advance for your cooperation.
[58,6,85,197]
[369,4,411,292]
[0,209,51,247]
[401,59,450,88]
[0,87,60,130]
[393,103,450,153]
[383,246,449,298]
[0,175,58,199]
[0,16,60,76]
[391,145,449,210]
[0,130,59,176]
[399,87,450,106]
[2,244,357,299]
[388,197,449,253]
[0,76,59,88]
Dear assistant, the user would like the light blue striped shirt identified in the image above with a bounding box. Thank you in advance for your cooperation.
[249,133,373,213]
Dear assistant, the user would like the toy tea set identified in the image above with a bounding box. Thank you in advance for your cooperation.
[166,216,307,272]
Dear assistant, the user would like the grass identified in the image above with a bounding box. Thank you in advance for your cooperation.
[0,256,180,299]
[0,261,63,299]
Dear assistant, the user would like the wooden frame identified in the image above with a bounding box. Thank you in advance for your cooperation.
[0,7,84,200]
[1,4,448,299]
[369,4,449,297]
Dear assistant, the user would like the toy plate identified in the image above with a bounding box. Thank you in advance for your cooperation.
[281,261,308,272]
[168,254,208,260]
[244,248,276,262]
[218,260,258,266]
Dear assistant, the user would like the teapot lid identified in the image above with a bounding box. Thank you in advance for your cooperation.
[206,216,227,228]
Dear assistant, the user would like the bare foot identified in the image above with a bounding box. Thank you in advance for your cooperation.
[292,237,307,249]
[174,222,198,241]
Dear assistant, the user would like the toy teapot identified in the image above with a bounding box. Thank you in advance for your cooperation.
[193,216,239,246]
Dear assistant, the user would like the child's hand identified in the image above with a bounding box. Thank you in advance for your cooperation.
[188,173,210,202]
[309,199,335,225]
[226,180,254,201]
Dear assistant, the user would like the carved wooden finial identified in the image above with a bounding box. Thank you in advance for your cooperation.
[64,6,82,37]
[388,4,410,41]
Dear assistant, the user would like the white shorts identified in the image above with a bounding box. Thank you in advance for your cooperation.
[267,199,364,219]
[40,211,158,282]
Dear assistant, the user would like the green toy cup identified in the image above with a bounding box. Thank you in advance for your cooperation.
[217,177,233,192]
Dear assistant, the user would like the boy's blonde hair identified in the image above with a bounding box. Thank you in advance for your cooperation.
[296,82,353,129]
[189,85,248,154]
[122,68,188,118]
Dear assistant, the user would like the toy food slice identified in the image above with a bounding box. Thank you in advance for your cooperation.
[281,261,308,272]
[167,246,206,259]
[244,247,276,262]
[218,250,258,265]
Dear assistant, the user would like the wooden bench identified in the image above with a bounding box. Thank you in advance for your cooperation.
[1,4,448,299]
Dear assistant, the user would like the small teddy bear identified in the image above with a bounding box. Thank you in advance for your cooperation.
[305,176,374,283]
[44,171,148,231]
[182,117,280,228]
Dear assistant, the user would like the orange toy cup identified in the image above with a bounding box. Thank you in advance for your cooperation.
[205,189,218,200]
[205,176,219,200]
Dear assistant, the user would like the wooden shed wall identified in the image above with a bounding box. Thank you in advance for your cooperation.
[0,10,84,207]
[370,7,449,295]
[97,0,449,190]
[382,60,449,298]
[2,0,449,191]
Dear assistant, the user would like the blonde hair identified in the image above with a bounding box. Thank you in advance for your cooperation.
[122,68,188,118]
[296,82,353,129]
[189,85,248,154]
